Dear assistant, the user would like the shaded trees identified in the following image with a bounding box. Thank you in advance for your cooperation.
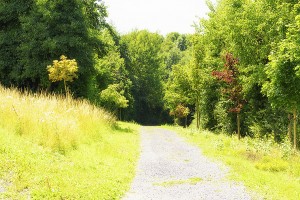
[19,0,100,95]
[0,0,109,98]
[0,0,33,86]
[121,30,166,124]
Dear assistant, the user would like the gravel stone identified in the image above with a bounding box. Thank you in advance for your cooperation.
[122,127,260,200]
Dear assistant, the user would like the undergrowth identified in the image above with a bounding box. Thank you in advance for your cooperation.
[167,126,300,200]
[0,85,140,199]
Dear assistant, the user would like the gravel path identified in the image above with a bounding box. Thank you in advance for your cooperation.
[122,127,259,200]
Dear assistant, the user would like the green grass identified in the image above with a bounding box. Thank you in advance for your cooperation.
[153,177,202,187]
[0,85,140,199]
[166,126,300,200]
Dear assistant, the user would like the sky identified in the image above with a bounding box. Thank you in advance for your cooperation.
[102,0,214,35]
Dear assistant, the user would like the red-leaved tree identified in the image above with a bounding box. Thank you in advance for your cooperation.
[212,53,245,139]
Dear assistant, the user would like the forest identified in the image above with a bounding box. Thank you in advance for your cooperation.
[1,0,300,147]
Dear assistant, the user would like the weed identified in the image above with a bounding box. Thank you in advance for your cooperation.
[153,177,203,187]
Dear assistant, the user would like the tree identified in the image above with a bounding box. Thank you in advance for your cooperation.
[47,55,78,95]
[88,28,132,111]
[263,11,300,148]
[0,0,33,86]
[17,0,108,96]
[194,0,295,138]
[173,104,190,127]
[121,30,166,124]
[160,32,184,81]
[100,84,129,118]
[164,64,192,125]
[213,53,244,139]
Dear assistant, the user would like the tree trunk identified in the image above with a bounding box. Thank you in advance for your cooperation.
[64,80,67,94]
[64,79,70,100]
[196,97,199,129]
[293,108,297,149]
[174,114,176,125]
[237,113,241,140]
[185,116,187,128]
[196,95,200,130]
[288,113,292,143]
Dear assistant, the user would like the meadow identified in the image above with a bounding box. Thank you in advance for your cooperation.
[0,85,140,199]
[169,126,300,200]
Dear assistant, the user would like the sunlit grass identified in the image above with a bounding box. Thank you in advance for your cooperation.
[0,85,116,152]
[0,85,140,199]
[153,177,203,187]
[166,126,300,200]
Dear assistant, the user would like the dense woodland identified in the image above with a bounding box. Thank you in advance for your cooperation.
[1,0,300,146]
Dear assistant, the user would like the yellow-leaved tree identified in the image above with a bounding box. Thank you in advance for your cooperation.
[47,55,78,95]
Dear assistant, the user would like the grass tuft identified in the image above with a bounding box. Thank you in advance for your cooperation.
[153,177,203,187]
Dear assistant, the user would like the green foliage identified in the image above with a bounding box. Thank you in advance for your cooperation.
[179,0,300,140]
[262,5,300,111]
[121,30,166,124]
[213,100,235,134]
[90,28,132,109]
[0,0,33,86]
[0,0,108,98]
[3,0,300,141]
[100,84,129,112]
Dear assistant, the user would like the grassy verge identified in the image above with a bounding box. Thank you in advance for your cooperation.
[0,85,140,199]
[166,126,300,200]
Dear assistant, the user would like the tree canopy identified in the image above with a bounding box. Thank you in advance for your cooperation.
[2,0,300,146]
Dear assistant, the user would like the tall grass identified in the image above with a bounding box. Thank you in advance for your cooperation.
[0,85,115,153]
[0,85,140,199]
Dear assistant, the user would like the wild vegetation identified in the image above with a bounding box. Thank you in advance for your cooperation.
[164,0,300,148]
[168,126,300,200]
[0,85,140,199]
[2,0,300,197]
[2,0,300,137]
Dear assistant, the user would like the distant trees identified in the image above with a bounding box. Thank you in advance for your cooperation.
[172,104,190,127]
[99,84,128,118]
[121,30,167,124]
[162,33,193,126]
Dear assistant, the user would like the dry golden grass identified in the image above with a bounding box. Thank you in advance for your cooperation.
[0,85,115,153]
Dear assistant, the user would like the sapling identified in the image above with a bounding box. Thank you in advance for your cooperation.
[47,55,78,96]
